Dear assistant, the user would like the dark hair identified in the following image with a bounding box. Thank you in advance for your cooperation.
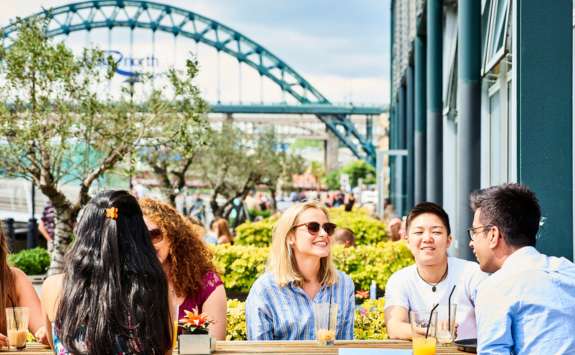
[470,183,540,248]
[56,190,172,355]
[406,202,451,235]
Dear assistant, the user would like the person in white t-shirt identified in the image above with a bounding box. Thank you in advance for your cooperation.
[384,202,487,340]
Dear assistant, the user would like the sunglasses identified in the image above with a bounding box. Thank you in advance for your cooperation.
[292,222,337,236]
[148,228,164,244]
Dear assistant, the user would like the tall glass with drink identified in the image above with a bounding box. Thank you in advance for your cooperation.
[313,303,337,346]
[410,309,437,355]
[6,307,29,350]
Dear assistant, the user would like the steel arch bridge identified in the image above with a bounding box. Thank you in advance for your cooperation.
[1,0,378,165]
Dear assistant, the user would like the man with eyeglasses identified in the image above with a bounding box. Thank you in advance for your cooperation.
[469,183,575,354]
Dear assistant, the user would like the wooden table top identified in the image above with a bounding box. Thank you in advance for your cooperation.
[3,340,470,354]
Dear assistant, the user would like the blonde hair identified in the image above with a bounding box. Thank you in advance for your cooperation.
[267,201,338,287]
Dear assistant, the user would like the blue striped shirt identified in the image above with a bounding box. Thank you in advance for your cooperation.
[245,270,355,340]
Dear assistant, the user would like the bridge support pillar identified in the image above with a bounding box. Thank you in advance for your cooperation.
[324,130,339,173]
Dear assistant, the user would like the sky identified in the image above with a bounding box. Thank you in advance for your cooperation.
[0,0,391,105]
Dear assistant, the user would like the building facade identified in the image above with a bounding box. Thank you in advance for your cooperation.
[389,0,574,260]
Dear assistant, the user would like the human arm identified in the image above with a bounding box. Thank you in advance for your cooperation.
[245,288,273,340]
[12,268,49,345]
[475,284,514,354]
[38,220,52,242]
[202,285,227,340]
[384,306,412,339]
[339,275,355,340]
[383,271,413,339]
[40,274,64,349]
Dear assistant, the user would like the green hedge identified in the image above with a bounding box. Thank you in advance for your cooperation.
[226,297,387,340]
[8,247,50,275]
[235,207,387,247]
[213,242,414,295]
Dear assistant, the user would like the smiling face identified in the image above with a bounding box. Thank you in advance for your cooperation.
[407,212,451,266]
[289,208,332,259]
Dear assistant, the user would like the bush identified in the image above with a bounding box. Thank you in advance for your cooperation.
[234,208,387,246]
[224,297,388,340]
[8,247,51,275]
[355,298,387,339]
[226,299,247,340]
[328,207,387,245]
[212,245,269,294]
[213,242,413,295]
[333,242,414,293]
[234,216,278,247]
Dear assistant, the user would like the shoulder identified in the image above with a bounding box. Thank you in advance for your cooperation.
[387,264,416,287]
[10,267,29,283]
[335,270,354,290]
[43,274,64,289]
[249,273,277,295]
[41,274,64,303]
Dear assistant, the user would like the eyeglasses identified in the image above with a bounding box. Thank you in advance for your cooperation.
[292,222,337,236]
[148,228,164,244]
[467,225,493,241]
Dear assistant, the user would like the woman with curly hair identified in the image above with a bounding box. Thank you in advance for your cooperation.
[139,198,227,340]
[0,225,48,346]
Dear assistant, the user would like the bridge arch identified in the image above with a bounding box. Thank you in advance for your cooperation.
[1,0,376,164]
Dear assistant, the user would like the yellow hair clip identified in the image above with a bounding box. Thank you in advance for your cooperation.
[106,207,118,220]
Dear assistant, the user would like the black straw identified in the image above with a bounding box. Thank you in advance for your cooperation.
[425,304,439,339]
[448,285,456,330]
[7,294,18,330]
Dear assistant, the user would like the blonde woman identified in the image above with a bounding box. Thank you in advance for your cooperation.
[245,201,355,340]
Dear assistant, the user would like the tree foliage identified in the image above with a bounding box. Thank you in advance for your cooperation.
[195,125,304,217]
[135,59,210,206]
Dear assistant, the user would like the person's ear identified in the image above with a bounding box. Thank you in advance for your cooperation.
[488,226,501,249]
[446,234,453,248]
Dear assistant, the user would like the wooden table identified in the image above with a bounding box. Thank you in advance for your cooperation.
[3,340,469,354]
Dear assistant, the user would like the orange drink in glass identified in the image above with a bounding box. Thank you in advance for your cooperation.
[412,336,437,355]
[410,309,437,355]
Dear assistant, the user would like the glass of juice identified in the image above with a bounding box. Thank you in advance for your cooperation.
[313,303,337,346]
[6,307,29,350]
[410,309,437,355]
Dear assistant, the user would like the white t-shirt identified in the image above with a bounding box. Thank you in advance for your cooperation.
[384,256,487,340]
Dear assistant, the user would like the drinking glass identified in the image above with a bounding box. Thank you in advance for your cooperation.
[6,307,29,350]
[313,303,337,346]
[410,309,437,355]
[436,304,457,345]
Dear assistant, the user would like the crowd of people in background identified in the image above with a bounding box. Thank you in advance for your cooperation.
[1,183,574,353]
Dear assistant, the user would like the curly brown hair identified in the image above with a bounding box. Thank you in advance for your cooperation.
[139,198,218,298]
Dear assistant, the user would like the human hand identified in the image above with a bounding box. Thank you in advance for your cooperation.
[0,333,7,347]
[34,326,49,345]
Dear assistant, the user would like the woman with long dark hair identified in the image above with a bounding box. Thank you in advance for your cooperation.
[0,225,48,346]
[41,190,173,354]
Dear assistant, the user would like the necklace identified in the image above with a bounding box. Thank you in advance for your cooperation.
[416,263,448,292]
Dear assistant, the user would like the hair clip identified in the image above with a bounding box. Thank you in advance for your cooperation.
[106,207,118,220]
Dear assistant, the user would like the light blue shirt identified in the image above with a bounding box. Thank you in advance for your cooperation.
[476,246,575,354]
[245,270,355,340]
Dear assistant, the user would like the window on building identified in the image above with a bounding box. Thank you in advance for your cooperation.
[482,0,510,75]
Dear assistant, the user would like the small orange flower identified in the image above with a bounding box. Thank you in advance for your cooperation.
[355,290,369,299]
[179,308,212,334]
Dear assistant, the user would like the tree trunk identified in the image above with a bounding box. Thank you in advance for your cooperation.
[48,208,75,275]
[270,188,277,212]
[210,198,223,218]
